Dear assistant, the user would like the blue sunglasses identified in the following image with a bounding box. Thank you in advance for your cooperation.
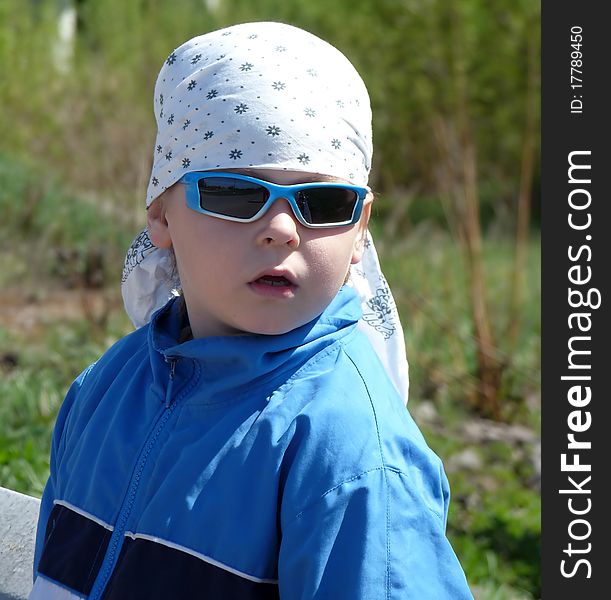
[178,171,368,228]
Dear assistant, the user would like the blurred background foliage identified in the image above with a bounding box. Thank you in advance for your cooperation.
[0,1,540,598]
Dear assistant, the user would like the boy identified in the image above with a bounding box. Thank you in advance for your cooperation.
[31,22,473,599]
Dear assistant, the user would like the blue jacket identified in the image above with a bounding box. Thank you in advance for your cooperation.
[32,286,473,599]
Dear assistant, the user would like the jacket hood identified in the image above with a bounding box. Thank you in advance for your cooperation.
[147,286,362,401]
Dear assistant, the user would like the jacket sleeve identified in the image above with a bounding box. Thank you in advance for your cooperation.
[277,466,473,600]
[32,363,96,580]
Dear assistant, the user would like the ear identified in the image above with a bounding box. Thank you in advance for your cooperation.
[350,194,373,264]
[147,195,173,249]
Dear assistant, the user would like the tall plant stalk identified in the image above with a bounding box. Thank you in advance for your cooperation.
[507,13,539,352]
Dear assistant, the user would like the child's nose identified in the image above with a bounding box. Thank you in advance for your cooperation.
[255,198,300,249]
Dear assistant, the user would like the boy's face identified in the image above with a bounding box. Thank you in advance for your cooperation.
[148,169,372,338]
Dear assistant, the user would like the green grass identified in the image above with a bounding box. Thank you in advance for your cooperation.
[0,153,136,289]
[0,309,133,495]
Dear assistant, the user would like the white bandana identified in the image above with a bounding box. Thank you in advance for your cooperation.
[121,22,409,402]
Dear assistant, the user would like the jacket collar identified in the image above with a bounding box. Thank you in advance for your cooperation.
[147,286,361,399]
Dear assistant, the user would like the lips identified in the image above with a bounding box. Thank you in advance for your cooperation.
[250,268,297,287]
[248,268,298,298]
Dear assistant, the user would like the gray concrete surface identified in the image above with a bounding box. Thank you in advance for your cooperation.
[0,487,40,600]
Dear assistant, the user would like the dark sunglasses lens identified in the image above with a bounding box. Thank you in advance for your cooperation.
[296,188,358,224]
[197,177,269,218]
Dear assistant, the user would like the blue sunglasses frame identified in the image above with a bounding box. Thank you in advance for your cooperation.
[178,171,368,229]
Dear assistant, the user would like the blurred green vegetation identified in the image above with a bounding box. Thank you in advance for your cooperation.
[0,2,540,598]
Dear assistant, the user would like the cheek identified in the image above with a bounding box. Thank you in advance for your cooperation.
[302,234,357,283]
[168,217,230,279]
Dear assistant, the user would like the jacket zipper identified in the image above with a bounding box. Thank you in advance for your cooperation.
[165,356,177,408]
[89,356,179,600]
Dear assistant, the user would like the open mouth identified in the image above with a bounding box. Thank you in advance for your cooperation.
[255,275,293,287]
[248,271,297,298]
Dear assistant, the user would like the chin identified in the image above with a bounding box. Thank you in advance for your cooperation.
[243,314,314,337]
[249,323,301,336]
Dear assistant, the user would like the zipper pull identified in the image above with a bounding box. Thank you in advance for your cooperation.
[164,357,178,408]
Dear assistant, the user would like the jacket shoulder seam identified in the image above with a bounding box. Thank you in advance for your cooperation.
[389,469,445,523]
[340,344,387,467]
[286,465,404,527]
